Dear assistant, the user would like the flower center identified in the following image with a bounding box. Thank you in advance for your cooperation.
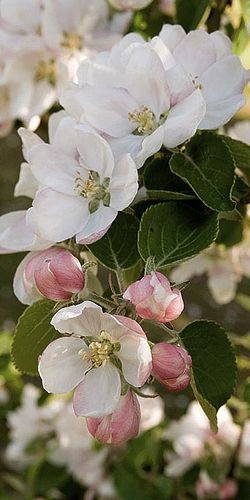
[74,170,110,214]
[79,331,120,368]
[128,106,169,136]
[61,31,83,51]
[35,59,57,86]
[191,75,203,90]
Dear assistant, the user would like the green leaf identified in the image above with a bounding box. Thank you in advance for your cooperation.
[224,136,250,185]
[144,154,195,201]
[176,0,210,30]
[138,202,218,267]
[216,215,245,247]
[170,133,236,212]
[180,320,237,410]
[88,212,140,271]
[12,300,60,375]
[190,372,218,432]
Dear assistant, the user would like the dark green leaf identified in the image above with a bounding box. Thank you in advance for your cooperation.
[224,136,250,185]
[138,202,218,267]
[176,0,210,30]
[180,320,237,410]
[88,212,140,271]
[216,214,245,247]
[170,133,236,212]
[12,300,60,375]
[144,154,195,201]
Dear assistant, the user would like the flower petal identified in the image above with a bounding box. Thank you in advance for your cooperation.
[38,337,91,393]
[51,301,102,337]
[110,154,138,209]
[75,128,115,179]
[118,334,152,387]
[27,188,89,242]
[76,206,117,244]
[73,363,121,417]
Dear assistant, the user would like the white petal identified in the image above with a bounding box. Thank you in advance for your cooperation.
[110,154,138,210]
[29,144,78,195]
[38,337,91,393]
[201,56,249,103]
[27,188,89,242]
[48,110,68,143]
[135,126,165,168]
[52,116,78,159]
[75,129,114,179]
[14,163,39,199]
[199,95,246,129]
[210,31,232,60]
[51,301,102,337]
[108,134,144,162]
[0,210,51,253]
[76,206,117,244]
[118,334,152,387]
[159,24,186,52]
[125,45,170,118]
[80,86,136,138]
[73,363,121,417]
[164,90,206,148]
[173,30,216,77]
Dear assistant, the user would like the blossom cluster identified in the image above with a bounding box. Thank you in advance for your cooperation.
[0,0,130,135]
[164,401,250,499]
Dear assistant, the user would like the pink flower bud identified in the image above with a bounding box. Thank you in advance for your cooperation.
[123,272,184,323]
[219,479,238,499]
[86,390,141,445]
[14,247,84,304]
[152,343,192,392]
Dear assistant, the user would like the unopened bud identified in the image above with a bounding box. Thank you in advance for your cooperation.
[14,247,84,304]
[123,271,184,322]
[152,343,192,392]
[86,390,141,444]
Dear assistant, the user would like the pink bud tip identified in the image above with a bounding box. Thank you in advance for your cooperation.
[86,390,141,445]
[151,343,192,392]
[123,271,184,323]
[26,247,84,301]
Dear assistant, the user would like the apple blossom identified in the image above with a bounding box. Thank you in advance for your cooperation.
[158,25,250,128]
[86,389,141,444]
[61,43,206,168]
[164,402,241,478]
[14,247,84,305]
[0,210,52,254]
[24,117,138,243]
[38,301,152,417]
[151,343,192,392]
[123,271,184,322]
[138,389,164,432]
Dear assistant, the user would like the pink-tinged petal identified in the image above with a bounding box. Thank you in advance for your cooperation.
[13,252,42,305]
[27,188,89,242]
[0,210,51,253]
[164,90,206,148]
[38,337,91,393]
[162,288,184,321]
[118,334,152,387]
[125,45,170,118]
[73,363,121,417]
[173,29,216,76]
[135,126,165,168]
[100,313,147,343]
[159,24,186,52]
[199,95,246,130]
[76,206,117,244]
[113,315,147,338]
[87,390,141,444]
[152,343,192,392]
[110,154,138,210]
[28,144,78,195]
[75,129,115,179]
[51,301,102,337]
[47,251,84,293]
[123,274,154,304]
